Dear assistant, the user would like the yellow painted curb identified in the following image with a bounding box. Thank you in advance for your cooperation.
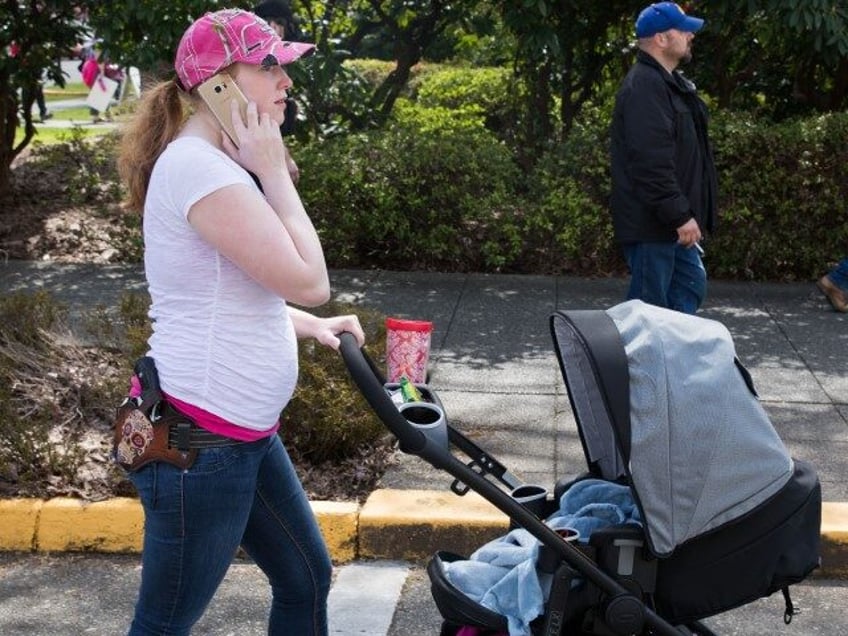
[0,498,42,551]
[820,501,848,578]
[822,501,848,539]
[38,497,144,552]
[1,495,846,578]
[312,500,360,564]
[0,497,360,562]
[359,488,508,561]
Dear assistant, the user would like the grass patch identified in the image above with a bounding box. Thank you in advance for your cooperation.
[45,81,89,98]
[15,101,134,146]
[50,107,98,121]
[15,125,106,148]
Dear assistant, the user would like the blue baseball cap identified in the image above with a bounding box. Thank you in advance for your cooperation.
[635,2,704,38]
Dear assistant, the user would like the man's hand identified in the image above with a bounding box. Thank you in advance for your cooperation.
[676,218,702,247]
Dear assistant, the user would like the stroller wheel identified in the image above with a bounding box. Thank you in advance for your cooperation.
[602,593,645,635]
[439,622,457,636]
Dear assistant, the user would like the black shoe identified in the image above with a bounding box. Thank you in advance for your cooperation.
[39,112,53,122]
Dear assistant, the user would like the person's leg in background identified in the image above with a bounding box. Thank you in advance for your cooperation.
[666,243,707,314]
[21,81,51,122]
[623,241,705,314]
[817,257,848,312]
[624,242,674,309]
[35,84,51,121]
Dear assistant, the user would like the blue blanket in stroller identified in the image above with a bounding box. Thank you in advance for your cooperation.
[442,479,642,636]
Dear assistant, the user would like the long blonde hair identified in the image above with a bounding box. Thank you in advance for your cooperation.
[118,80,189,213]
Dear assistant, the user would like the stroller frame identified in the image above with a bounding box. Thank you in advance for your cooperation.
[338,303,820,636]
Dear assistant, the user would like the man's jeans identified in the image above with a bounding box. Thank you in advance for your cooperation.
[623,241,706,314]
[127,434,331,636]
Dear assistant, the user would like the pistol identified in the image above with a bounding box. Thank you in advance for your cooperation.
[133,356,164,417]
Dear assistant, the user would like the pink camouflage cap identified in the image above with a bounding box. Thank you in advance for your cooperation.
[174,9,314,91]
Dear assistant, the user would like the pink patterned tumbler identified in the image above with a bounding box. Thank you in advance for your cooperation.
[385,318,433,384]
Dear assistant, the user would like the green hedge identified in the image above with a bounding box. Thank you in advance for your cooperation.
[295,115,525,272]
[708,112,848,280]
[295,82,848,280]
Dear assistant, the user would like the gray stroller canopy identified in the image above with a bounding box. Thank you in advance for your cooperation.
[552,300,793,557]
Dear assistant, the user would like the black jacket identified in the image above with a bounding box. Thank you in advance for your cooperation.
[609,51,718,244]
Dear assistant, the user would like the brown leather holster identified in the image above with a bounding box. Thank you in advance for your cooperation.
[112,399,197,471]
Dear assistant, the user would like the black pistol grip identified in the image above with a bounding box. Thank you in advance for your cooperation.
[133,356,164,415]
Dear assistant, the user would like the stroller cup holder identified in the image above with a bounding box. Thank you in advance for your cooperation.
[338,334,524,490]
[384,381,451,453]
[508,484,558,530]
[397,400,449,450]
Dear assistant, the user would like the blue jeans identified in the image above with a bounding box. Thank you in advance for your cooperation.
[623,241,706,314]
[127,435,331,635]
[827,258,848,291]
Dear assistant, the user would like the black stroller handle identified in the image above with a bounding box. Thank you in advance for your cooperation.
[338,332,685,636]
[339,334,522,490]
[338,332,428,455]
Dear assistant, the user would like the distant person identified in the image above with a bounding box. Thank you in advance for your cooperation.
[80,46,124,123]
[609,2,717,314]
[8,41,52,122]
[253,0,305,181]
[22,81,52,123]
[254,0,303,42]
[116,9,364,634]
[817,258,848,312]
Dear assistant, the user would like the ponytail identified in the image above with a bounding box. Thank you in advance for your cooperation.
[118,80,189,213]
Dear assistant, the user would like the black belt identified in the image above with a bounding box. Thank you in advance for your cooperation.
[163,407,245,450]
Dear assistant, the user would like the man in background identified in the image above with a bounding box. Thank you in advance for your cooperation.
[609,2,717,314]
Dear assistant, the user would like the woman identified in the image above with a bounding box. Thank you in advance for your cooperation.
[117,9,364,635]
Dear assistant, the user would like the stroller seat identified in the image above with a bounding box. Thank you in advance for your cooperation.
[430,301,821,635]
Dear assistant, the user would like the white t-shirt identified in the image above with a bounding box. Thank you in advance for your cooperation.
[143,136,298,432]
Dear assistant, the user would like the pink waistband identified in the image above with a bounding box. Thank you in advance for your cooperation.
[164,392,280,442]
[128,375,278,442]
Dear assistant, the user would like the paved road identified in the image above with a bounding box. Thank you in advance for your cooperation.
[0,552,409,636]
[1,552,845,635]
[2,264,846,633]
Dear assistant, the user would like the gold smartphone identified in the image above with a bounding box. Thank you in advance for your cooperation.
[196,72,249,146]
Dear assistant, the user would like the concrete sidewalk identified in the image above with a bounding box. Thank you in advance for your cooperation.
[0,261,846,575]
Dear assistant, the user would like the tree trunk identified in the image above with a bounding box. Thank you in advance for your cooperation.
[0,77,18,200]
[371,42,419,120]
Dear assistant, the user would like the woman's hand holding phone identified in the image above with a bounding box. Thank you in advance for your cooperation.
[221,99,288,183]
[197,72,288,182]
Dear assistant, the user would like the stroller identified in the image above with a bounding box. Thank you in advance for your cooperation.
[339,300,821,635]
